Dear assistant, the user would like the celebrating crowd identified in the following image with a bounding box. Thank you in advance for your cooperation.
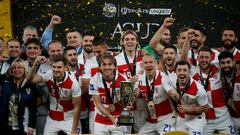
[0,15,239,135]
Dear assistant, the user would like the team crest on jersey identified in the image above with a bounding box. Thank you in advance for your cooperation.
[59,89,72,100]
[26,88,31,94]
[61,88,71,96]
[90,84,95,91]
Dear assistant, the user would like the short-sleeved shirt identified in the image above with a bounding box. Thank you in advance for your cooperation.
[173,78,208,119]
[136,70,173,123]
[192,65,228,119]
[40,71,81,120]
[115,51,142,79]
[89,72,128,125]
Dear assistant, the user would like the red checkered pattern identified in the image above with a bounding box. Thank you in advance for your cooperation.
[192,65,228,119]
[115,51,143,79]
[89,72,127,125]
[41,71,81,120]
[137,70,173,123]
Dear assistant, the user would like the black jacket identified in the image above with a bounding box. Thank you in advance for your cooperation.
[0,74,37,134]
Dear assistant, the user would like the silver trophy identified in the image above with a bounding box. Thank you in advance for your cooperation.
[117,81,134,125]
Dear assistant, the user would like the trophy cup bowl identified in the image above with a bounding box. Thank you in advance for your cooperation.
[117,81,135,125]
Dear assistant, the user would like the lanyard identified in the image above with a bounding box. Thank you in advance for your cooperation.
[14,81,23,105]
[199,68,211,91]
[53,73,66,110]
[9,80,23,115]
[145,74,156,101]
[83,53,86,64]
[102,76,115,104]
[68,65,80,81]
[171,79,190,112]
[123,50,136,76]
[221,70,236,99]
[176,80,190,103]
[191,49,197,66]
[75,66,80,81]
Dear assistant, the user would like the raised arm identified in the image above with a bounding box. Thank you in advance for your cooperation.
[181,29,194,61]
[150,17,174,54]
[41,15,61,50]
[27,56,47,83]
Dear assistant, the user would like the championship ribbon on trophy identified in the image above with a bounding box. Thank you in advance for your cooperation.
[117,81,134,125]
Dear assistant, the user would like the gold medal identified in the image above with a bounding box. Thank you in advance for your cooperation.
[148,101,156,119]
[148,101,154,109]
[109,104,116,112]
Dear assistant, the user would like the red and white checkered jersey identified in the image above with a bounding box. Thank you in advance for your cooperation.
[174,78,208,118]
[78,54,99,113]
[115,51,142,79]
[84,57,99,79]
[68,70,91,112]
[232,48,240,61]
[163,69,177,87]
[192,65,229,119]
[188,48,220,66]
[232,74,240,118]
[40,71,81,120]
[218,47,240,61]
[89,72,128,125]
[136,70,173,123]
[77,53,98,79]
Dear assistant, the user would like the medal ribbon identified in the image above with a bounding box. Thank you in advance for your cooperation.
[102,76,116,104]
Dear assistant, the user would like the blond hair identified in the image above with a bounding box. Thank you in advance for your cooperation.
[120,30,140,48]
[9,58,29,78]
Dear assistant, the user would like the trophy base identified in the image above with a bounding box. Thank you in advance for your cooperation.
[117,115,134,125]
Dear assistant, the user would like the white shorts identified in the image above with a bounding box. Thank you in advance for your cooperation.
[89,110,96,133]
[43,116,81,135]
[139,113,175,135]
[205,114,235,135]
[232,117,240,134]
[132,99,148,132]
[177,115,206,135]
[94,122,124,135]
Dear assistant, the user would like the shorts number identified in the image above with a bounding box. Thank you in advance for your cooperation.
[228,125,235,134]
[193,131,201,135]
[163,124,171,132]
[77,128,81,133]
